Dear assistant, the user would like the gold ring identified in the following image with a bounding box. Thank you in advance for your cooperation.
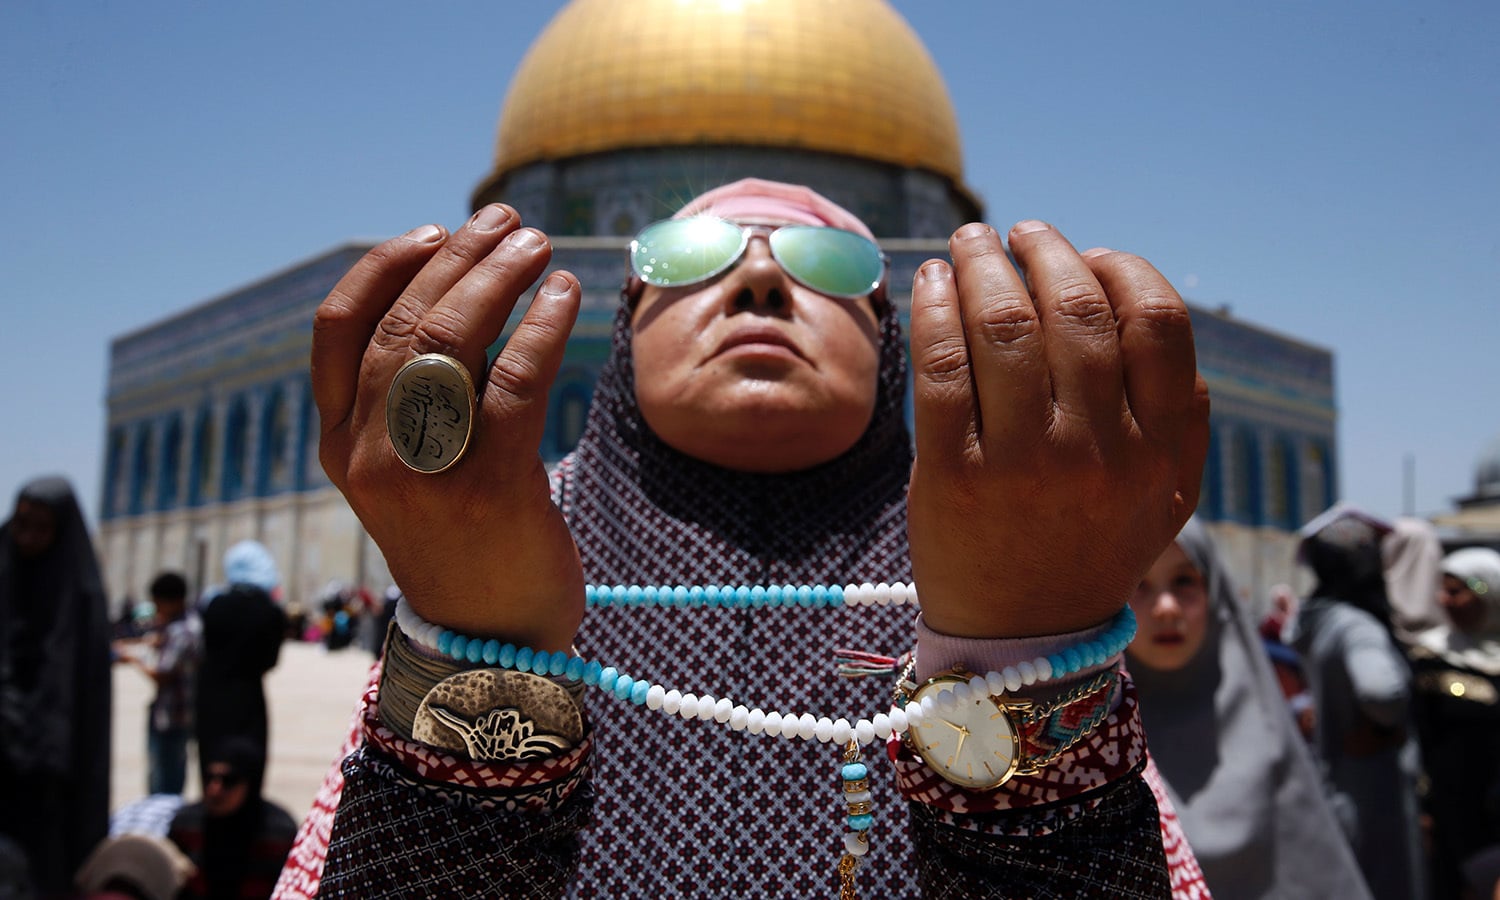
[385,354,477,474]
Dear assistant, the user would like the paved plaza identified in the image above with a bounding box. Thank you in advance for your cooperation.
[110,640,378,820]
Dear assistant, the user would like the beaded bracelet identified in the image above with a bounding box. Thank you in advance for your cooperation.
[392,590,1136,745]
[393,585,1136,900]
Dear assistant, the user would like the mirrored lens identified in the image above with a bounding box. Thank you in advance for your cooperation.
[630,217,747,287]
[770,226,885,298]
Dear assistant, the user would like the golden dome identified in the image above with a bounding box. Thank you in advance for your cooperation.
[487,0,964,183]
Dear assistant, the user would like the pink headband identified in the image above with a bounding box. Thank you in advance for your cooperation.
[672,178,876,241]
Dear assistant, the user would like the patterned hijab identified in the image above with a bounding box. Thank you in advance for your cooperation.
[1129,519,1369,900]
[550,179,918,896]
[1415,547,1500,675]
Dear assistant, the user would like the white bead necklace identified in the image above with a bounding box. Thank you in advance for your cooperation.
[396,591,1135,749]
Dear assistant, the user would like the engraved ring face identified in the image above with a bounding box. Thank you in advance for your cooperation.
[385,354,477,473]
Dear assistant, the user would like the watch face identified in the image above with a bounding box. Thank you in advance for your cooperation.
[907,679,1020,790]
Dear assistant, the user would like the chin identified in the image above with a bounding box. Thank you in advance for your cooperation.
[645,389,873,472]
[1128,648,1192,674]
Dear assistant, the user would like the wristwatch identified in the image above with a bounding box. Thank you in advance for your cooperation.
[895,665,1119,790]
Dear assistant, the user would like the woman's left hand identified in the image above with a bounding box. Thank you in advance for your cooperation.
[906,220,1210,638]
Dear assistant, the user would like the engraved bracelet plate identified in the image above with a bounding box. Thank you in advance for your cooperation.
[415,669,584,763]
[385,354,477,473]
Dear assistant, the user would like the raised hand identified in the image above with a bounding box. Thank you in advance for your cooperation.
[907,221,1210,639]
[311,205,585,651]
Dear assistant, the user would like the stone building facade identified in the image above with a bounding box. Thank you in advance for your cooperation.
[97,0,1335,610]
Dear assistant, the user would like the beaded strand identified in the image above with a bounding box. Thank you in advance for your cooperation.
[392,589,1136,748]
[837,742,872,899]
[585,580,917,609]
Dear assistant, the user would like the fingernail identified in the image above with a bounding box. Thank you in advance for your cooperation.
[953,223,993,242]
[917,261,948,281]
[1011,220,1050,235]
[468,204,513,232]
[1081,247,1115,259]
[402,224,444,243]
[540,272,571,295]
[508,228,546,249]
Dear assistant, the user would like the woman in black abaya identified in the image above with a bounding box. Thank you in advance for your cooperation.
[0,476,112,895]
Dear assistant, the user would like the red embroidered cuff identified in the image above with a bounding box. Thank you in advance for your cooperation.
[361,690,590,809]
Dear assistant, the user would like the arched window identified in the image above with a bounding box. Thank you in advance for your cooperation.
[1226,426,1263,525]
[222,398,249,502]
[1300,442,1330,521]
[1201,426,1223,521]
[257,388,289,495]
[159,415,183,510]
[1265,436,1291,528]
[102,427,126,519]
[189,408,216,506]
[297,379,318,490]
[129,425,155,516]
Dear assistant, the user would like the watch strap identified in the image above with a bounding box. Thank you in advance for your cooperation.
[1013,669,1122,775]
[892,661,1122,779]
[889,677,1147,813]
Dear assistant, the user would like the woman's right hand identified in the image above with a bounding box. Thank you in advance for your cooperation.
[311,204,584,651]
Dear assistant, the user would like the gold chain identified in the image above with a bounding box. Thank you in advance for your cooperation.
[1015,668,1117,723]
[837,854,859,900]
[837,740,864,900]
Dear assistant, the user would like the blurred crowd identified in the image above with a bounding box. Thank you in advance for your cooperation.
[0,476,392,900]
[3,473,1498,898]
[1128,506,1500,900]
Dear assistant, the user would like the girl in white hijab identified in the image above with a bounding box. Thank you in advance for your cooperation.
[1411,547,1500,898]
[1417,548,1500,674]
[1129,518,1371,900]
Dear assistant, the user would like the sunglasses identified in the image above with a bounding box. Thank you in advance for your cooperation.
[205,770,246,789]
[629,216,886,299]
[1444,577,1489,596]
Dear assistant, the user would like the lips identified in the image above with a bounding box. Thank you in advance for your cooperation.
[1152,633,1185,646]
[712,324,805,361]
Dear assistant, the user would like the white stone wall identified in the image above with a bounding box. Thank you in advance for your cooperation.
[96,487,392,611]
[1203,520,1313,623]
[99,492,1308,628]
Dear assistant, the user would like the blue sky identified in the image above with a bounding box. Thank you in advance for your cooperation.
[3,0,1496,528]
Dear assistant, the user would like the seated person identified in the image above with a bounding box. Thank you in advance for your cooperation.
[169,738,295,900]
[278,179,1211,897]
[74,833,194,900]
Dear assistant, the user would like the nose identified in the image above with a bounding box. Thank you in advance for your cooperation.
[1151,591,1182,621]
[724,236,791,314]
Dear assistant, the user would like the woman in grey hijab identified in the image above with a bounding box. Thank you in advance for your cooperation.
[1291,505,1427,900]
[1129,517,1371,900]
